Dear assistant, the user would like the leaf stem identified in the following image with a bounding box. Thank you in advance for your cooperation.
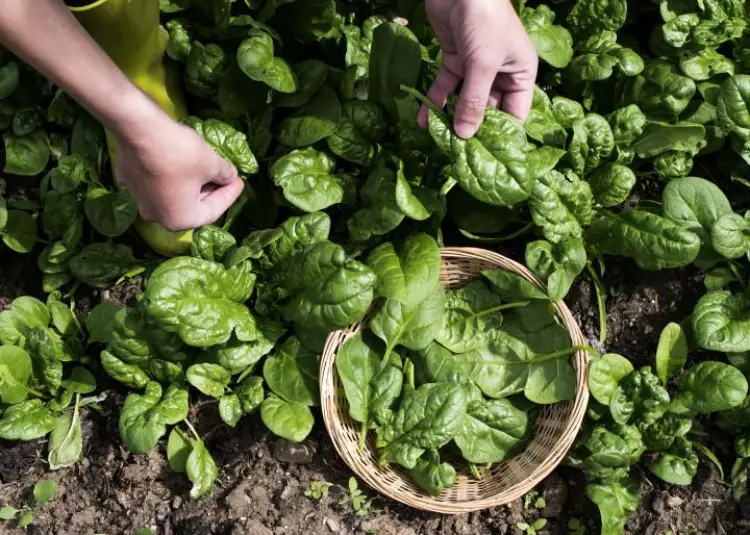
[358,418,368,451]
[727,259,745,288]
[398,85,442,115]
[476,300,530,318]
[183,418,201,442]
[586,262,607,345]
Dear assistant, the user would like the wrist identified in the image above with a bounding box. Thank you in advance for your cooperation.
[105,87,174,146]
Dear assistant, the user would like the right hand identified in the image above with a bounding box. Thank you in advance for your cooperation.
[113,115,243,232]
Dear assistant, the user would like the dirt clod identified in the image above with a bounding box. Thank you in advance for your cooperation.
[272,439,317,465]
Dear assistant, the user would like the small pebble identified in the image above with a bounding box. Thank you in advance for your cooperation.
[325,517,341,533]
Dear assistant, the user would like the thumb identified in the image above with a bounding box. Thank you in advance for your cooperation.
[194,179,244,227]
[210,155,240,186]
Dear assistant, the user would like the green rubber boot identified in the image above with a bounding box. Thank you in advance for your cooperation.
[70,0,193,256]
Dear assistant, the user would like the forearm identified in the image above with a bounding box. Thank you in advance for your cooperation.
[0,0,167,141]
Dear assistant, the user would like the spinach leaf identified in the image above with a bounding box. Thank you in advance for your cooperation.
[277,241,376,331]
[586,481,638,535]
[70,243,138,288]
[406,450,456,497]
[143,257,258,347]
[237,29,296,93]
[84,188,137,238]
[454,398,531,464]
[693,291,750,352]
[369,22,421,120]
[336,331,402,426]
[648,437,698,485]
[186,439,217,499]
[655,322,688,385]
[0,399,56,441]
[587,210,700,270]
[263,336,320,406]
[277,86,342,148]
[376,382,469,469]
[609,367,670,427]
[0,345,33,404]
[588,353,635,405]
[186,363,231,398]
[525,237,586,301]
[675,361,748,413]
[271,148,349,212]
[428,107,530,208]
[119,382,189,454]
[326,100,388,166]
[260,394,314,442]
[191,225,236,262]
[48,400,83,470]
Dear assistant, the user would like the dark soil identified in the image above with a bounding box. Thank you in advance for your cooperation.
[2,242,750,535]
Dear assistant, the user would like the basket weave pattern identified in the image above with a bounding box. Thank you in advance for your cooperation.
[320,247,590,514]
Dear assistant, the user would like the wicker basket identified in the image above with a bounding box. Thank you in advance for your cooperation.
[319,247,590,514]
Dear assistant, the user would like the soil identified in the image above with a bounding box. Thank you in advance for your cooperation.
[2,230,750,535]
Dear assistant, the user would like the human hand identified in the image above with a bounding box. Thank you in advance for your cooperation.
[418,0,538,138]
[113,115,243,232]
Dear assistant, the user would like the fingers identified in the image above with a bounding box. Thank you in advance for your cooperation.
[193,179,244,228]
[210,156,240,186]
[418,66,460,128]
[501,88,534,123]
[454,53,496,138]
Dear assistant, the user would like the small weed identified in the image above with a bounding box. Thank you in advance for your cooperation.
[516,519,547,535]
[568,517,586,535]
[0,479,58,528]
[305,480,332,500]
[340,477,375,517]
[523,489,546,510]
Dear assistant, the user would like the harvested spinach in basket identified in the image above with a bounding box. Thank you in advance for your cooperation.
[335,233,583,495]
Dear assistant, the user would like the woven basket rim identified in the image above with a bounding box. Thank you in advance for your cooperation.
[319,247,590,514]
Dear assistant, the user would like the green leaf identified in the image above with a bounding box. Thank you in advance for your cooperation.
[588,353,634,405]
[675,361,748,413]
[367,234,441,307]
[277,241,376,331]
[529,169,594,243]
[271,148,348,212]
[84,188,137,237]
[693,291,750,352]
[586,481,638,535]
[219,394,243,427]
[186,363,231,398]
[587,163,636,208]
[263,336,320,406]
[277,86,341,148]
[326,100,388,166]
[371,286,446,354]
[648,437,698,486]
[454,398,531,464]
[406,450,456,497]
[236,375,265,414]
[633,122,707,158]
[86,302,119,344]
[610,367,669,426]
[481,270,548,302]
[0,345,33,404]
[526,237,587,301]
[2,210,38,253]
[48,405,83,470]
[347,167,405,242]
[143,257,258,347]
[655,322,688,385]
[587,210,700,270]
[70,243,138,288]
[711,213,750,259]
[3,130,49,176]
[275,59,328,108]
[186,439,217,499]
[237,30,297,93]
[119,382,189,454]
[260,395,314,442]
[0,399,55,440]
[336,331,402,425]
[186,117,258,174]
[428,107,530,208]
[0,506,19,520]
[436,280,508,353]
[167,427,192,473]
[369,22,422,120]
[100,350,149,389]
[61,366,96,394]
[522,5,573,68]
[376,383,468,469]
[33,480,58,505]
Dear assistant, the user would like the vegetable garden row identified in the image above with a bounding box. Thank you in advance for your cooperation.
[2,0,750,533]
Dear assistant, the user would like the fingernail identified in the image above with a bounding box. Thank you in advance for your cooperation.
[454,121,477,139]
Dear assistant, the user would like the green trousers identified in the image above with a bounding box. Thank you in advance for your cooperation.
[69,0,193,255]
